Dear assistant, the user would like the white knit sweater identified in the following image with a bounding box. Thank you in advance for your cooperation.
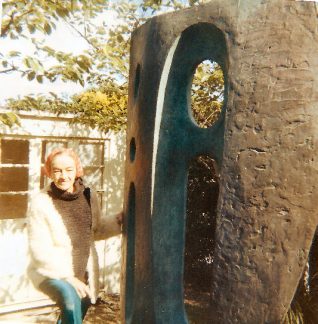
[27,185,121,303]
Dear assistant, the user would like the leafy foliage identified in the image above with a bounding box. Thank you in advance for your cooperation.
[0,111,21,126]
[191,60,224,128]
[2,0,211,131]
[1,0,107,85]
[69,78,128,132]
[185,155,219,291]
[7,77,127,132]
[1,0,202,84]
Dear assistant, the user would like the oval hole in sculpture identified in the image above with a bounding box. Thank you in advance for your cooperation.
[191,60,224,128]
[184,154,219,320]
[134,64,141,101]
[130,137,136,162]
[125,182,136,322]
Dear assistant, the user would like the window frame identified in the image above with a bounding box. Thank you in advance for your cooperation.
[0,136,110,220]
[0,138,30,219]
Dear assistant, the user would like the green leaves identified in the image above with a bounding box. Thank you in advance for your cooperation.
[68,78,128,132]
[1,60,8,68]
[44,22,52,35]
[191,61,224,128]
[0,0,108,84]
[0,0,196,86]
[36,75,43,83]
[0,112,21,127]
[7,77,128,133]
[1,0,215,132]
[23,57,44,73]
[1,0,108,38]
[27,71,36,81]
[8,51,21,57]
[56,7,71,18]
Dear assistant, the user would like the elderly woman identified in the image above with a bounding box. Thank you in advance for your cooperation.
[27,148,122,324]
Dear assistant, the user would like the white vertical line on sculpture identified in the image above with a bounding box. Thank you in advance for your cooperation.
[150,36,181,215]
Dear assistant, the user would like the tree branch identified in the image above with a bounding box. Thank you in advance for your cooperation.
[1,8,34,37]
[1,11,15,37]
[62,17,100,51]
[0,67,16,73]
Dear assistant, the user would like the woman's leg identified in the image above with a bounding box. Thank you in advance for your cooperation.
[39,279,90,324]
[81,295,91,319]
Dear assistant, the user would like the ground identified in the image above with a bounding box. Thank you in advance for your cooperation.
[87,288,213,324]
[0,288,212,323]
[85,293,120,324]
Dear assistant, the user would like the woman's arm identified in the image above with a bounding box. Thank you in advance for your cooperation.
[90,190,122,241]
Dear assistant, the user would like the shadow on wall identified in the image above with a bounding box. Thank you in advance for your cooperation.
[100,131,126,293]
[105,132,126,214]
[99,238,122,293]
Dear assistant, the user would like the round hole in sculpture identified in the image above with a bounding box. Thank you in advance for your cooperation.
[134,64,141,101]
[191,60,224,128]
[184,154,219,320]
[130,137,136,162]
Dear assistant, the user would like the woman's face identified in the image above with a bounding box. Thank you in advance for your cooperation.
[50,153,77,192]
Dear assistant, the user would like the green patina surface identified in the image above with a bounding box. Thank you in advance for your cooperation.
[151,23,227,323]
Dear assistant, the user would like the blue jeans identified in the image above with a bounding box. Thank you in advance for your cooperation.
[39,279,91,324]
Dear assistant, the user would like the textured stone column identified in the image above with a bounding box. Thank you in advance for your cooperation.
[121,1,318,323]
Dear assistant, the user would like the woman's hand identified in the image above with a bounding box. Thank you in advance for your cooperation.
[66,277,91,299]
[116,211,124,226]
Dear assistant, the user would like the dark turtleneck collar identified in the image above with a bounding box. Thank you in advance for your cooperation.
[50,178,84,201]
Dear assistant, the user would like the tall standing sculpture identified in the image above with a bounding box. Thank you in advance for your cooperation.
[121,1,318,323]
